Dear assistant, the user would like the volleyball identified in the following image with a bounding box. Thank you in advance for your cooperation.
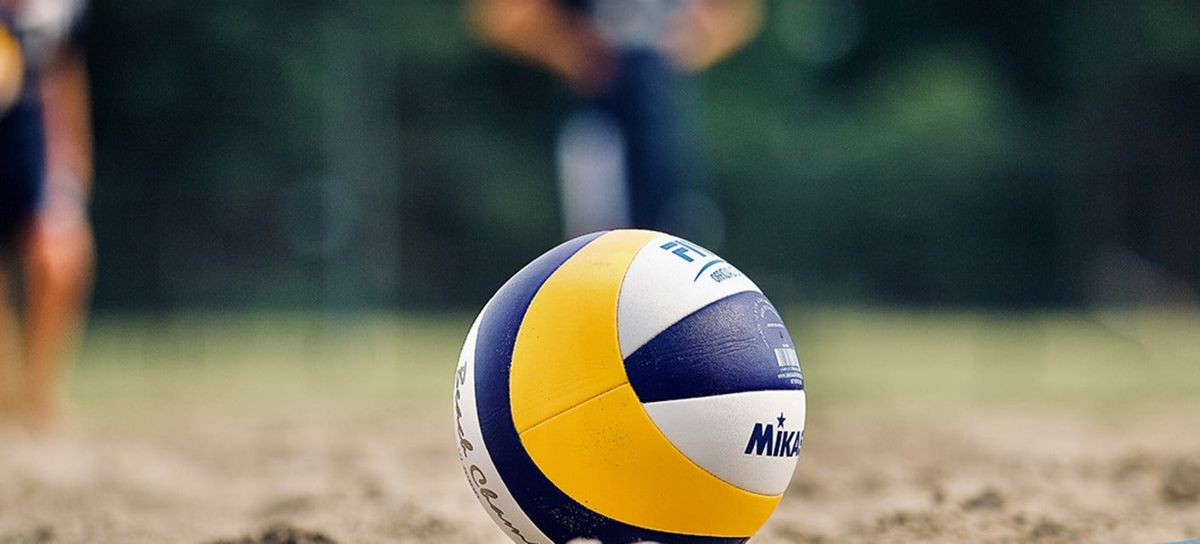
[454,230,806,544]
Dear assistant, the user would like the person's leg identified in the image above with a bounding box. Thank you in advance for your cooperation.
[556,108,633,237]
[20,193,93,427]
[0,263,22,422]
[607,50,722,246]
[0,90,42,424]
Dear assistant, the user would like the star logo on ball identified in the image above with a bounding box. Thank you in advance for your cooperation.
[776,413,786,428]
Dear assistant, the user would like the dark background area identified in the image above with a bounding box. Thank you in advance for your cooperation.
[85,1,1200,310]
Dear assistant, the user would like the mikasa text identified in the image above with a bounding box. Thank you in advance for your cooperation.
[743,415,803,458]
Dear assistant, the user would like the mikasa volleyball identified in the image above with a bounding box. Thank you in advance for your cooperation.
[454,230,806,543]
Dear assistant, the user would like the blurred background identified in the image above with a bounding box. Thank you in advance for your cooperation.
[87,1,1199,312]
[2,2,1198,542]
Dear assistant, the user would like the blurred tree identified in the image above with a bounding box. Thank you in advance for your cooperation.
[85,0,1199,310]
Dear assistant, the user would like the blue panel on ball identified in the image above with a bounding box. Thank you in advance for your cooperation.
[625,291,805,404]
[474,232,748,544]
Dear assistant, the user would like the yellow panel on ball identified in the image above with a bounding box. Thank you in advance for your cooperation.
[509,229,656,433]
[519,383,781,537]
[508,229,781,537]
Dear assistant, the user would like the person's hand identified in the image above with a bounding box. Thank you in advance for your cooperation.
[554,22,618,97]
[469,0,619,97]
[664,0,762,71]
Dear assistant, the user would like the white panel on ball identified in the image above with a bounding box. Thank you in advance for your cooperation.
[617,233,762,358]
[642,390,807,495]
[453,310,553,544]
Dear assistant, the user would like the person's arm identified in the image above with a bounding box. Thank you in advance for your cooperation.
[467,0,615,95]
[38,44,92,200]
[666,0,763,71]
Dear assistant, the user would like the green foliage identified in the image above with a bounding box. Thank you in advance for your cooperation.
[85,1,1199,309]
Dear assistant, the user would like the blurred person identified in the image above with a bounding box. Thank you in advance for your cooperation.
[0,0,93,429]
[469,0,762,244]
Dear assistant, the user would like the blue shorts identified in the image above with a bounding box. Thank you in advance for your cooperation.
[584,49,708,232]
[0,89,45,249]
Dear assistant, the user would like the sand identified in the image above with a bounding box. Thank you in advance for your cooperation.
[1,405,1197,543]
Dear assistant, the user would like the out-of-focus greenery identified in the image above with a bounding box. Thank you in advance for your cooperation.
[73,310,1200,414]
[86,1,1200,310]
